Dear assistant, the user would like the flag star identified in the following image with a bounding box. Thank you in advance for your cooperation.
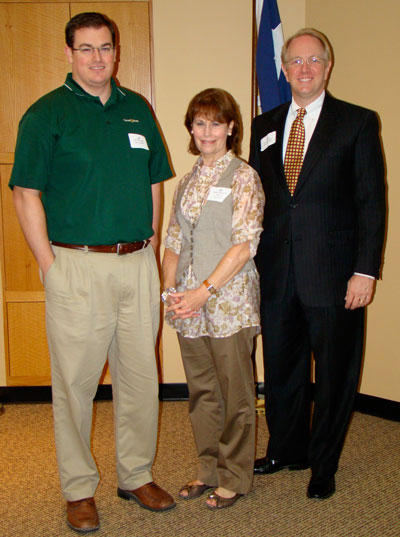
[272,23,284,77]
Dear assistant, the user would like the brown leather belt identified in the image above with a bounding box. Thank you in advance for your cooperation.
[51,240,150,255]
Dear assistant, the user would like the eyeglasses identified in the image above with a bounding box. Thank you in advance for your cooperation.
[285,56,327,68]
[72,45,115,56]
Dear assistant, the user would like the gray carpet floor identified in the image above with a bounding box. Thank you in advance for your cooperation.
[0,401,399,536]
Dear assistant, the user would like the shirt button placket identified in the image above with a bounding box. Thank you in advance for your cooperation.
[190,226,194,265]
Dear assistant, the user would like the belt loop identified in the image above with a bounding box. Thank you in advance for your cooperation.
[142,239,149,250]
[84,245,89,253]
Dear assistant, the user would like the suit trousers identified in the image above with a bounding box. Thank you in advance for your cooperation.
[44,245,160,501]
[260,262,364,478]
[178,328,256,495]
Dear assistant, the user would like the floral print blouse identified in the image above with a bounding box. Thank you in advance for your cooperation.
[164,150,265,338]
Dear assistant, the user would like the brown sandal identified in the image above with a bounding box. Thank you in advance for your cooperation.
[206,492,243,510]
[179,483,213,500]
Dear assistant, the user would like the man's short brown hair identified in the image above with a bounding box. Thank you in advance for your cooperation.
[65,12,116,48]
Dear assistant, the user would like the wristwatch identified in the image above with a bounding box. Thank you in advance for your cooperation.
[161,287,177,304]
[203,279,217,294]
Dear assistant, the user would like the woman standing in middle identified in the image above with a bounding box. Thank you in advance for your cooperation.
[162,88,265,509]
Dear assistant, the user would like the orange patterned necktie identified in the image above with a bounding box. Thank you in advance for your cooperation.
[284,107,307,195]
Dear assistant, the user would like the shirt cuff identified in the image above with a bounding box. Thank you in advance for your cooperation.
[354,272,375,280]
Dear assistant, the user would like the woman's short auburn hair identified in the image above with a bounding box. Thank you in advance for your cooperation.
[184,88,243,156]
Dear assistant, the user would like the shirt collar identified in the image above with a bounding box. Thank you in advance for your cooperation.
[197,149,234,170]
[63,73,125,107]
[290,91,325,118]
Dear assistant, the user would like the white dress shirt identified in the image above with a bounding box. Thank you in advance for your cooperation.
[282,91,325,162]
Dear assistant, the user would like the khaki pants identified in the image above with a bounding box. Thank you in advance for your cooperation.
[178,328,256,495]
[44,245,160,501]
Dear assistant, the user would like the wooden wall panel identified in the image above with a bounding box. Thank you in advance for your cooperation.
[7,301,50,378]
[1,165,43,291]
[0,3,70,152]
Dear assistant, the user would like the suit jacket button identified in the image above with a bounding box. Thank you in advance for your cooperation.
[284,239,289,244]
[289,203,298,208]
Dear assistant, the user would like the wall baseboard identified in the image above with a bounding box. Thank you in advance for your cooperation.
[0,383,398,422]
[0,383,190,404]
[353,392,400,422]
[255,382,400,422]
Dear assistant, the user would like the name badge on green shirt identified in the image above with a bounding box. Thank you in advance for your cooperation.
[128,133,149,150]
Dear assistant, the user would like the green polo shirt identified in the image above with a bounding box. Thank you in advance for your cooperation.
[10,74,172,244]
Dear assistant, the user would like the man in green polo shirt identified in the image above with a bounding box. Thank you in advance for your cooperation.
[10,12,175,533]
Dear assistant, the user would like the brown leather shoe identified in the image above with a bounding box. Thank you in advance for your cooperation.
[117,482,176,511]
[66,497,100,533]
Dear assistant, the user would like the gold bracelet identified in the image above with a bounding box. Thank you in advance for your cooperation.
[203,279,217,294]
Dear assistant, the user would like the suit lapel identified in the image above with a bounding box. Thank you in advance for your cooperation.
[268,104,290,188]
[294,94,339,196]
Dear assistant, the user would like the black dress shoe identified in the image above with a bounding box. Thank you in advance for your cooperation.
[254,457,309,475]
[307,475,336,499]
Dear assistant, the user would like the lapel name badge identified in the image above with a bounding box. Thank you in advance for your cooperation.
[261,131,276,151]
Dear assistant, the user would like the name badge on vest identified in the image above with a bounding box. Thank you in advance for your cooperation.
[207,187,231,202]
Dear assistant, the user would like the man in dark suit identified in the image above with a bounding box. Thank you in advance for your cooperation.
[249,28,386,499]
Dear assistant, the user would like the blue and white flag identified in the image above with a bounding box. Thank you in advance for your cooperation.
[255,0,291,113]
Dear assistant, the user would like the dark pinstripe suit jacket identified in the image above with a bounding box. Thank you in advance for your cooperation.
[249,93,386,307]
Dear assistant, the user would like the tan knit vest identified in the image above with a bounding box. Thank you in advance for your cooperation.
[175,157,256,284]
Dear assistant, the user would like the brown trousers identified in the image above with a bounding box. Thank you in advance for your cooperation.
[178,327,256,495]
